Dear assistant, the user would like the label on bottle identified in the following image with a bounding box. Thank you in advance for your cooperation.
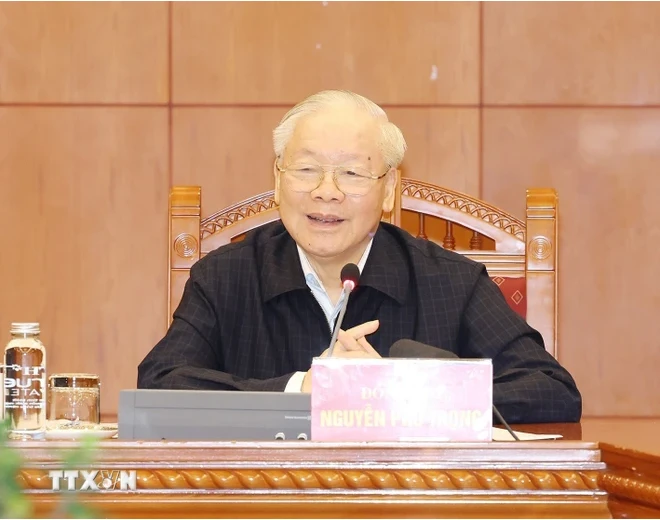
[4,347,46,410]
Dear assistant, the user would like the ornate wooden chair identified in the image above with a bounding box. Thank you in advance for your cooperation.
[168,177,558,357]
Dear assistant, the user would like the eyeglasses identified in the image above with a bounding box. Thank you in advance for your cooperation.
[276,163,388,197]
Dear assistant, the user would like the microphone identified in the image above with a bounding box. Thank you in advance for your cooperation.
[390,339,459,360]
[389,339,520,441]
[326,263,361,357]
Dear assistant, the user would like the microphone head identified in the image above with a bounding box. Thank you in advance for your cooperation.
[340,263,360,292]
[389,339,459,359]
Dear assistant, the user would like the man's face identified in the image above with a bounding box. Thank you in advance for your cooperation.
[274,106,396,265]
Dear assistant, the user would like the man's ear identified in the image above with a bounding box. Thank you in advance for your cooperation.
[273,157,281,205]
[381,168,398,213]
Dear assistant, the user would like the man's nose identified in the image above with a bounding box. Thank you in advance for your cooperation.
[312,171,344,201]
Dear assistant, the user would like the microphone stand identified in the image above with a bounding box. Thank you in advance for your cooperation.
[326,284,351,357]
[493,406,520,441]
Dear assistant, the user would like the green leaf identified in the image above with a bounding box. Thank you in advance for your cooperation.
[64,500,98,519]
[0,491,33,519]
[0,420,101,519]
[0,448,23,473]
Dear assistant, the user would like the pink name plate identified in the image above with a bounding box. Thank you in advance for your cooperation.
[311,357,493,442]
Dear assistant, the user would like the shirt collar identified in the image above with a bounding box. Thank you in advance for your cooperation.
[296,238,373,292]
[260,222,409,305]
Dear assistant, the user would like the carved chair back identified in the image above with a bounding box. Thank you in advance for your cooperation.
[169,179,558,357]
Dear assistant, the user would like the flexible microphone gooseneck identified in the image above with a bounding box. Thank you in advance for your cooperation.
[389,339,520,441]
[326,263,361,357]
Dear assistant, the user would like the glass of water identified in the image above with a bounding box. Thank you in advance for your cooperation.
[47,373,101,427]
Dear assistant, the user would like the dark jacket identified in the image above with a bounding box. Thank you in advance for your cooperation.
[138,221,581,424]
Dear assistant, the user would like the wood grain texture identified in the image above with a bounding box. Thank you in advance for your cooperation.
[172,1,479,104]
[13,440,610,518]
[483,2,660,105]
[582,417,660,457]
[0,2,168,103]
[388,108,480,195]
[482,108,660,416]
[28,497,611,520]
[599,443,660,519]
[19,467,602,491]
[172,107,283,219]
[0,107,169,416]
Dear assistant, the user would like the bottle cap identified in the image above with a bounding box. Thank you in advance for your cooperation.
[10,323,41,335]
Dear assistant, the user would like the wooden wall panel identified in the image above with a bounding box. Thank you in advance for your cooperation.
[483,2,660,105]
[389,108,480,195]
[172,108,284,218]
[482,108,660,416]
[0,2,168,103]
[0,108,168,415]
[172,108,480,219]
[172,1,479,104]
[1,1,658,419]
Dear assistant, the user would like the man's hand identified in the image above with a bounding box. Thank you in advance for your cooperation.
[301,320,381,393]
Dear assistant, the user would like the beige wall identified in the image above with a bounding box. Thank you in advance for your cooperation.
[1,2,658,417]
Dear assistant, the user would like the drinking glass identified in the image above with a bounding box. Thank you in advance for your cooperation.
[47,373,100,427]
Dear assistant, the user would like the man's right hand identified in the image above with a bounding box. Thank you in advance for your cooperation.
[301,320,380,393]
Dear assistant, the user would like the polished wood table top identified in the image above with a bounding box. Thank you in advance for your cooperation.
[509,417,660,454]
[17,416,648,519]
[581,417,660,455]
[510,417,660,519]
[15,435,610,519]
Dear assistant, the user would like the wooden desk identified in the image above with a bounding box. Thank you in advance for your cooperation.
[582,418,660,519]
[15,434,609,519]
[12,420,660,519]
[510,420,660,519]
[582,417,660,457]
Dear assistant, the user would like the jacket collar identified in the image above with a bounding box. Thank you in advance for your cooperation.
[260,222,409,305]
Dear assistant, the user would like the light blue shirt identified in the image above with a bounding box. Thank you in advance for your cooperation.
[284,239,374,392]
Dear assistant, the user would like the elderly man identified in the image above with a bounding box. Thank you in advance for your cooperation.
[138,90,581,424]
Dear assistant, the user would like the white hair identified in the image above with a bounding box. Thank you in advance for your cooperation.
[273,90,407,168]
